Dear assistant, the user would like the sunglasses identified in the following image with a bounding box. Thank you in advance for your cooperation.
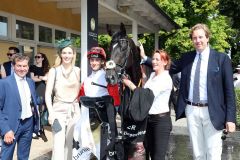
[7,53,13,57]
[35,56,42,59]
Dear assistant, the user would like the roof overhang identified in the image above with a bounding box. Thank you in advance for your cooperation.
[39,0,179,34]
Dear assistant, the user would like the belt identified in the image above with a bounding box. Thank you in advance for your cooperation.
[186,100,208,107]
[149,112,170,118]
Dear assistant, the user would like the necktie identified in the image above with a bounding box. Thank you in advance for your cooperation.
[192,54,201,103]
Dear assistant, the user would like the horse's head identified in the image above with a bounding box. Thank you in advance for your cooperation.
[106,23,141,86]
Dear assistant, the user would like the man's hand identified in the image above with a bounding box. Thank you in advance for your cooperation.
[226,122,236,133]
[4,130,15,144]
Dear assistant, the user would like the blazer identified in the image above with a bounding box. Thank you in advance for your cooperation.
[0,74,39,136]
[169,49,236,130]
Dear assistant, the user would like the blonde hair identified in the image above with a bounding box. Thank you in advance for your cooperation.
[53,45,77,67]
[190,23,211,39]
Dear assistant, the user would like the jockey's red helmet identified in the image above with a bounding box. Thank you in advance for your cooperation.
[87,47,106,60]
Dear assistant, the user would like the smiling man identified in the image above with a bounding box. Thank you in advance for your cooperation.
[169,23,236,160]
[0,55,39,160]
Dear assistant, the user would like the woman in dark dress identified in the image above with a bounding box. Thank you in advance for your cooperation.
[30,52,50,140]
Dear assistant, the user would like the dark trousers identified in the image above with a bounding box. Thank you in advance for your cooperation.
[1,117,33,160]
[145,114,172,160]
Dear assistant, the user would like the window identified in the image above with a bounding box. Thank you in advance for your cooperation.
[39,25,52,43]
[0,16,8,37]
[16,20,34,40]
[71,33,80,39]
[55,29,66,41]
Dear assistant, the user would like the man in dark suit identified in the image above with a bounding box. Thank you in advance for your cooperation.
[141,23,236,159]
[0,55,39,159]
[1,46,19,78]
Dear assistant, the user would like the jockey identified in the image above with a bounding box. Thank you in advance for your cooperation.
[78,46,120,106]
[74,47,120,160]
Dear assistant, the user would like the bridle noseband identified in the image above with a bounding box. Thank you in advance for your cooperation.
[106,38,131,80]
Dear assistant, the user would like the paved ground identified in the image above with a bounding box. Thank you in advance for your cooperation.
[12,109,188,160]
[13,126,53,160]
[9,109,239,159]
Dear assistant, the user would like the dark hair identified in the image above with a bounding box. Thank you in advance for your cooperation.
[38,53,50,75]
[9,46,20,54]
[12,55,30,65]
[152,49,171,70]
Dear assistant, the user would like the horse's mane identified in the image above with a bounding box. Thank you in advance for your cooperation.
[126,38,142,86]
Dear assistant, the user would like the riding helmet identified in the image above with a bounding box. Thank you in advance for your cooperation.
[87,47,106,60]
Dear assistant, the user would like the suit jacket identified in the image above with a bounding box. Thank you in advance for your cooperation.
[0,74,39,136]
[3,61,12,76]
[168,49,236,130]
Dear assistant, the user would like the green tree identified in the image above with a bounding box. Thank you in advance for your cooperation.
[153,0,234,60]
[219,0,240,67]
[219,0,240,29]
[98,35,112,59]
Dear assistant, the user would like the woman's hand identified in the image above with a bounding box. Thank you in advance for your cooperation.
[48,112,55,126]
[139,42,146,59]
[122,75,136,91]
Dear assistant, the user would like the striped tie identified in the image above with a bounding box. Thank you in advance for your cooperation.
[192,54,201,103]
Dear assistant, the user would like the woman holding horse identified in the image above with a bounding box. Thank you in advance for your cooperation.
[75,46,120,159]
[123,49,173,160]
[45,39,81,160]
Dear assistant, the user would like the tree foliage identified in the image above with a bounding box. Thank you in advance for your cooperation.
[98,35,112,59]
[219,0,240,29]
[218,0,240,66]
[153,0,234,60]
[97,0,238,64]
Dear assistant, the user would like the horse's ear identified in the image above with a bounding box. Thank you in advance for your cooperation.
[120,22,126,36]
[138,34,144,39]
[106,24,113,36]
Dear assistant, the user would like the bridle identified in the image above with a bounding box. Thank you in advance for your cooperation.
[106,37,131,80]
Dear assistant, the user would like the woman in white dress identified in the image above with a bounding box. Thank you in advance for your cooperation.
[45,39,81,160]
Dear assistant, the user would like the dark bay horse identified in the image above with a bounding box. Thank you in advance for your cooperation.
[105,23,142,87]
[105,23,145,160]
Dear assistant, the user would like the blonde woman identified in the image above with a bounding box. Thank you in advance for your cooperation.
[45,39,80,160]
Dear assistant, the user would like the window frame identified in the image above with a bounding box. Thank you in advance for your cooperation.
[0,11,11,40]
[0,12,80,48]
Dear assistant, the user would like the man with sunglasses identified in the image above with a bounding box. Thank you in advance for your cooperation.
[1,46,20,78]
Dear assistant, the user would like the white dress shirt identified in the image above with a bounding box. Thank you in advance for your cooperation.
[144,70,172,114]
[188,46,210,102]
[15,73,32,119]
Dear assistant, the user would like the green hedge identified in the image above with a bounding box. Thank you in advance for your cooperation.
[235,89,240,126]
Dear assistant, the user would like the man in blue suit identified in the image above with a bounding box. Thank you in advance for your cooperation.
[141,23,236,160]
[0,54,39,160]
